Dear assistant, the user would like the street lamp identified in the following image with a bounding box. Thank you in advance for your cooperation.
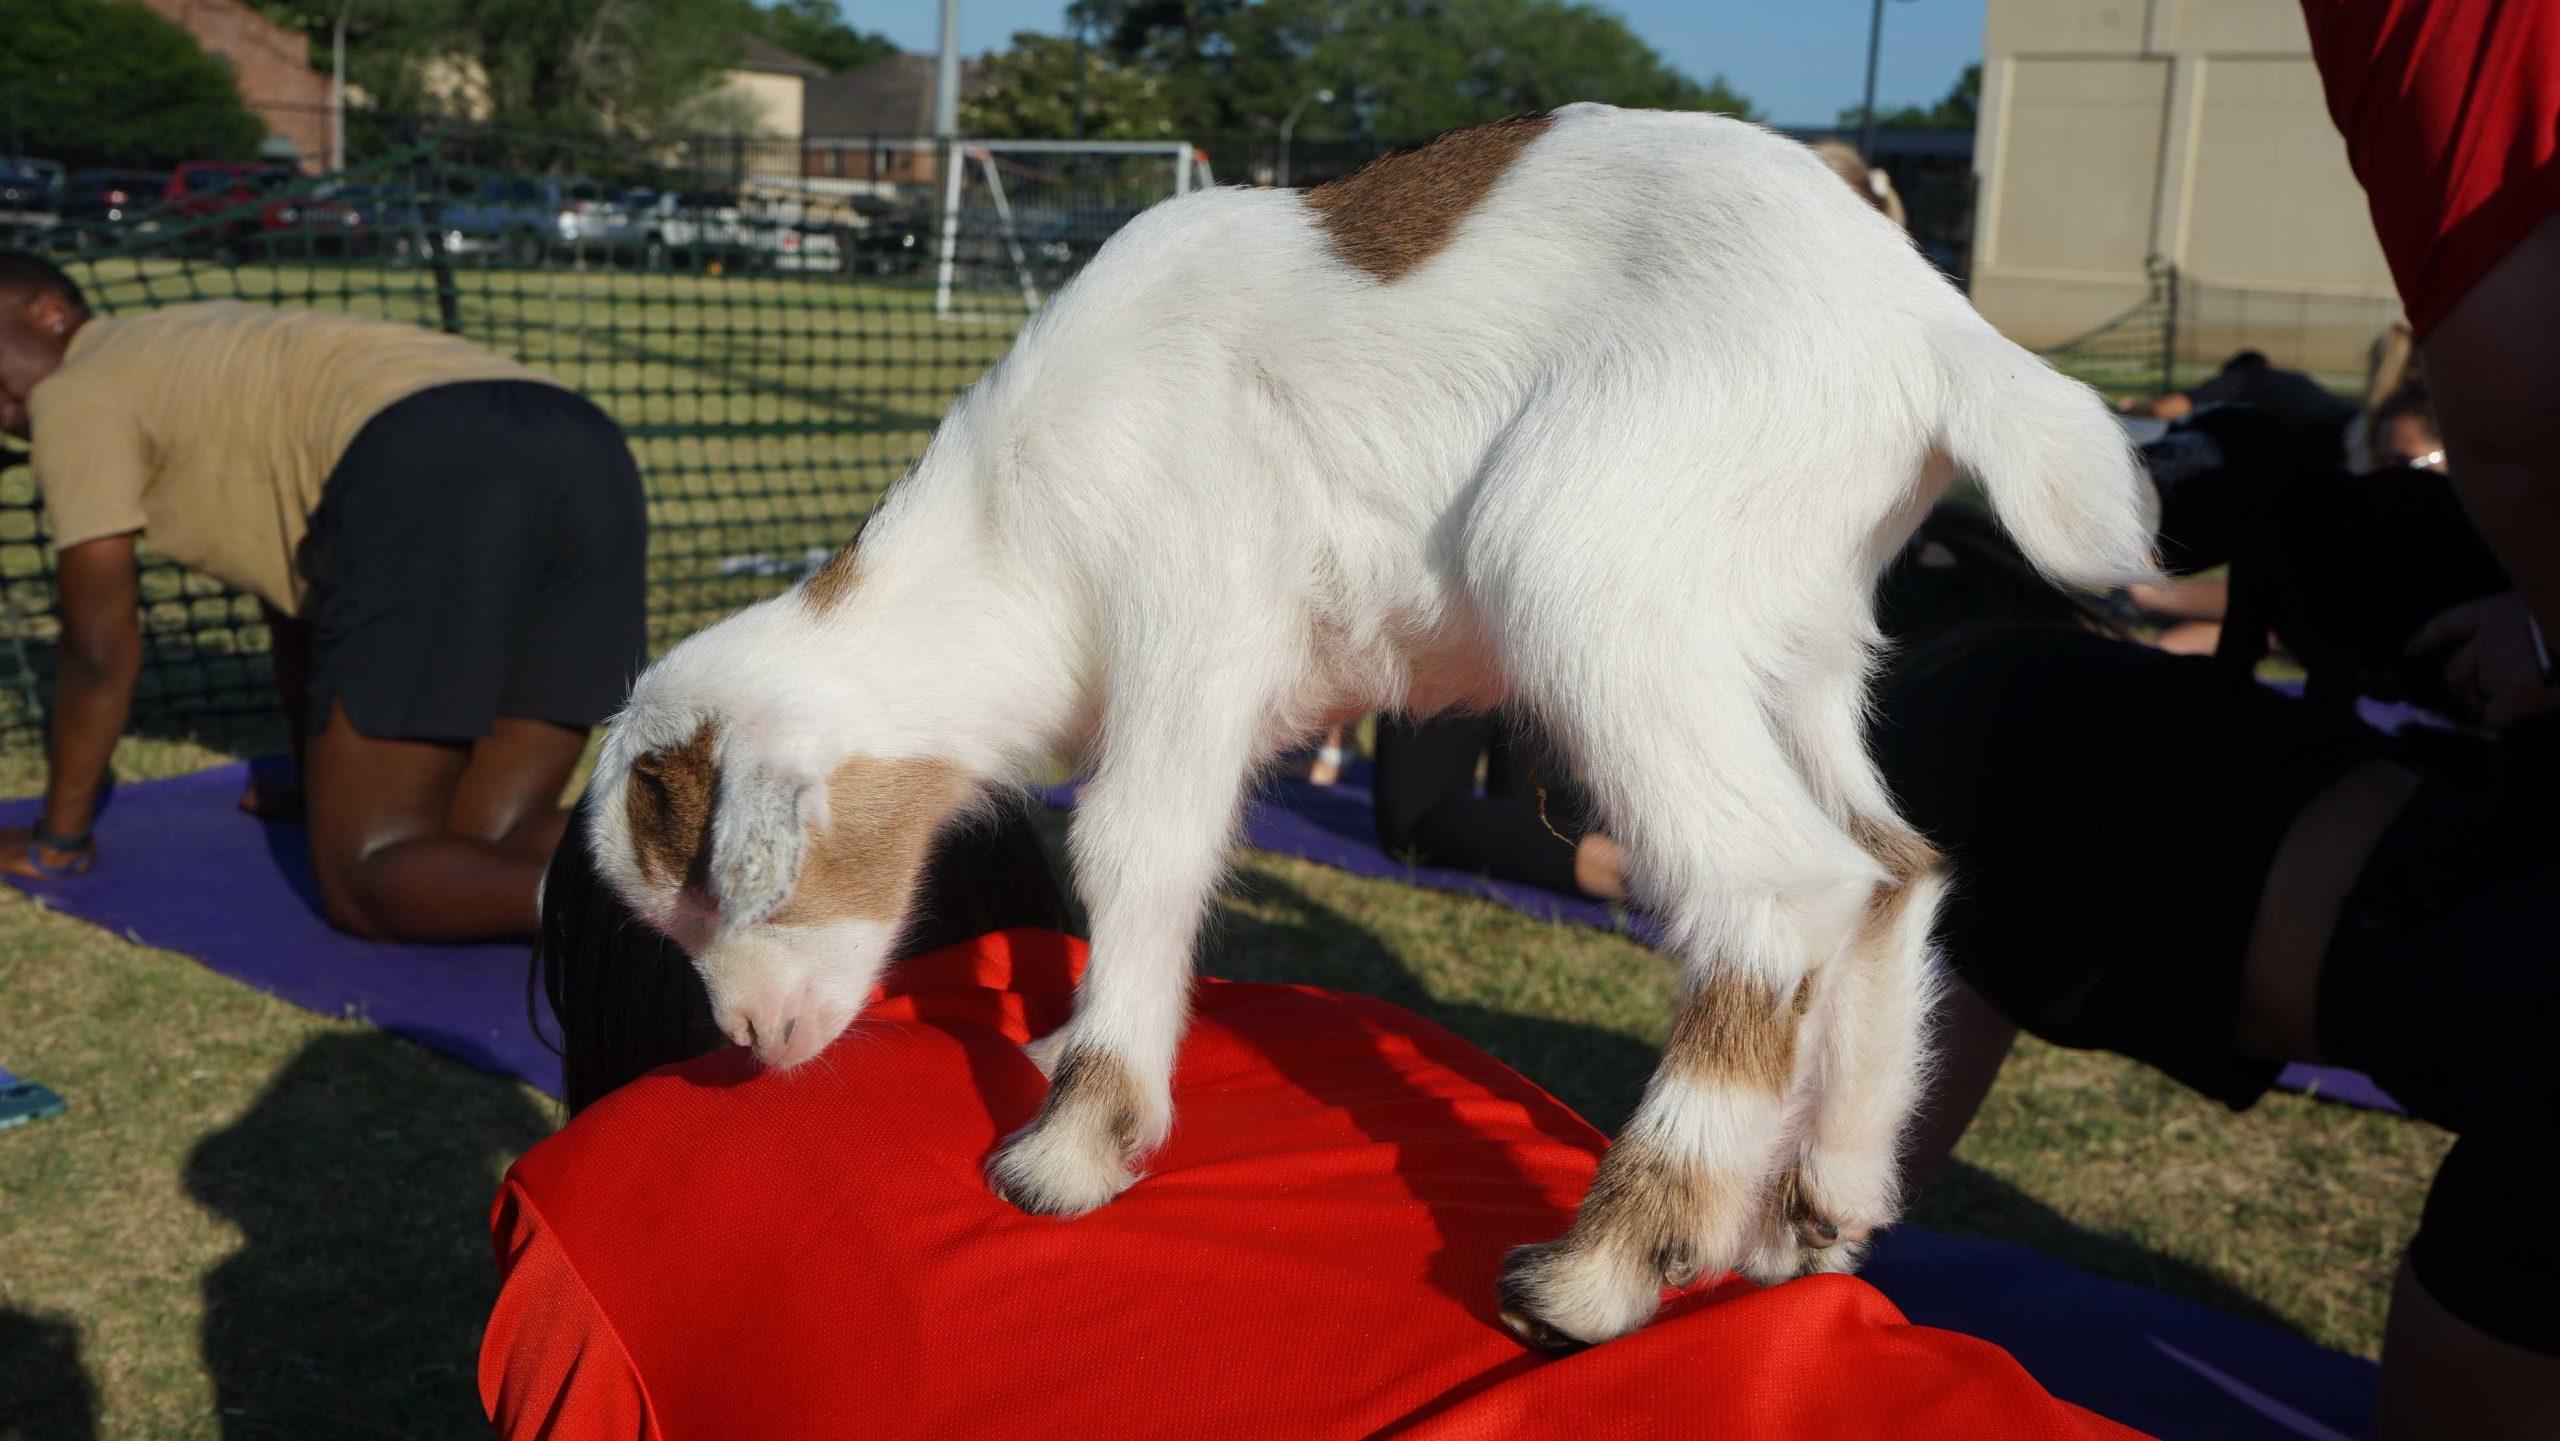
[1276,88,1334,188]
[1858,0,1920,162]
[330,0,354,173]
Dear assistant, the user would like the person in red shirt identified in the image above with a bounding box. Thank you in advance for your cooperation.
[2302,1,2560,734]
[2298,5,2560,1435]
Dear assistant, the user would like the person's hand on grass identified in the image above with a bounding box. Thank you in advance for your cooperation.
[0,824,96,879]
[2408,590,2560,731]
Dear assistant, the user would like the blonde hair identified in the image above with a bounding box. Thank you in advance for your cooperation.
[2356,322,2422,469]
[1810,140,1907,230]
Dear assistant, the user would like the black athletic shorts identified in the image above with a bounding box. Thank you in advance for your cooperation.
[1870,626,2383,1109]
[302,380,647,742]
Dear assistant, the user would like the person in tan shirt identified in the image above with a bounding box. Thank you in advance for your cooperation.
[0,251,645,941]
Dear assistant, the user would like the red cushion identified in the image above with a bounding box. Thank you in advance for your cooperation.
[483,929,2146,1439]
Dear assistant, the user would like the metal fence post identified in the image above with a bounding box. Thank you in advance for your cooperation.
[415,150,463,337]
[2158,257,2180,397]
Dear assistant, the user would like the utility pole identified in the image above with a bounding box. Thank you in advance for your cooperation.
[932,0,965,312]
[1859,0,1886,161]
[331,1,353,172]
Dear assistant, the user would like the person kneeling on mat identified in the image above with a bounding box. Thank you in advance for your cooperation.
[0,251,645,941]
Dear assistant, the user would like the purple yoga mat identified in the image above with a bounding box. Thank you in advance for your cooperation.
[1051,773,2406,1115]
[7,763,2377,1434]
[2,761,559,1096]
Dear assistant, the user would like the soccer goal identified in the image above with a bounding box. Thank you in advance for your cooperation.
[838,138,1214,319]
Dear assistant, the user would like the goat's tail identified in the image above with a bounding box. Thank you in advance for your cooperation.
[1932,323,2163,589]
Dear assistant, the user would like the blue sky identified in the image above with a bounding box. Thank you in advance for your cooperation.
[844,1,1986,129]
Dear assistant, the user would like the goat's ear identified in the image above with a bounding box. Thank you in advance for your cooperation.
[706,762,815,930]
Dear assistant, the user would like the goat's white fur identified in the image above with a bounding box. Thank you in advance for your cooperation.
[588,104,2157,1342]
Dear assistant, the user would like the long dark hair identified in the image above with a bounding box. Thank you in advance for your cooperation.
[536,792,1075,1113]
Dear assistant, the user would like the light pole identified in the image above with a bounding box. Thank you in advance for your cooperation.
[330,0,353,172]
[1276,88,1333,188]
[1858,0,1919,162]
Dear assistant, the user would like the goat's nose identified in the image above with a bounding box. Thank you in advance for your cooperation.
[721,1000,808,1066]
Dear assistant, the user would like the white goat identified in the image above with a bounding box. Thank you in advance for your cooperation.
[585,104,2156,1348]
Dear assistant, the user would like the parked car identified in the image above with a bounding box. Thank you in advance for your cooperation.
[0,157,66,237]
[615,187,757,270]
[732,193,845,274]
[845,195,929,276]
[443,174,626,265]
[250,182,369,256]
[59,170,169,240]
[162,161,299,250]
[763,219,843,274]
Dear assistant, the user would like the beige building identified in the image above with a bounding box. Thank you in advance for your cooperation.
[1971,0,2401,377]
[721,35,825,177]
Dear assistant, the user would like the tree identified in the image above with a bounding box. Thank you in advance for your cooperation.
[747,0,894,74]
[0,0,268,167]
[962,34,1181,141]
[1066,0,1754,141]
[1839,61,1978,132]
[250,0,759,150]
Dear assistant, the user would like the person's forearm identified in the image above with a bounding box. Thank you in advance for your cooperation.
[42,648,139,837]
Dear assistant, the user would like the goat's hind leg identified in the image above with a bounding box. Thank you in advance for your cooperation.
[1490,663,1880,1349]
[1762,660,1948,1277]
[1758,814,1944,1279]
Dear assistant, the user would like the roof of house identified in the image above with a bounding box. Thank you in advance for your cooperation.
[733,33,827,79]
[804,53,987,137]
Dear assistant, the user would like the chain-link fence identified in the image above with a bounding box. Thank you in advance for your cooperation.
[2039,256,2402,400]
[0,131,1202,741]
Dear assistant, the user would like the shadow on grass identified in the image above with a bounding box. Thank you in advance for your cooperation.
[0,1307,97,1441]
[184,1031,552,1440]
[1908,1157,2316,1341]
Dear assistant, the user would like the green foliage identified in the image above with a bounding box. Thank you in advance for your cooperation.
[249,0,760,152]
[962,34,1181,141]
[0,0,268,167]
[746,0,896,74]
[1841,60,1978,132]
[1067,0,1754,141]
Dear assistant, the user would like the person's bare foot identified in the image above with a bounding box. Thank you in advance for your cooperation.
[1574,833,1629,900]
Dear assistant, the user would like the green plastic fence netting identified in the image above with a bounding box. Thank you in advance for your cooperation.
[1,136,1181,741]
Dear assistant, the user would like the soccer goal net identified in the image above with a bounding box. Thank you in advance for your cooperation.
[806,138,1213,320]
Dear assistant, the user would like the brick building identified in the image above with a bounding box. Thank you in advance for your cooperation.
[141,0,330,170]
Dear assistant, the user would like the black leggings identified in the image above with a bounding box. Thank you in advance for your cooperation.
[1371,714,1599,897]
[2320,783,2560,1354]
[1876,626,2560,1356]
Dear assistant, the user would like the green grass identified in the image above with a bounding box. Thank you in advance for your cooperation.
[2,731,2446,1438]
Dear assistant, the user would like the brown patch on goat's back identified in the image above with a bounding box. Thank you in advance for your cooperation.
[1302,113,1554,281]
[801,527,866,614]
[626,722,722,889]
[769,755,969,926]
[1660,968,1806,1093]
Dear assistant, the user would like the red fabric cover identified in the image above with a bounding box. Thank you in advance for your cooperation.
[2300,0,2560,337]
[483,929,2147,1440]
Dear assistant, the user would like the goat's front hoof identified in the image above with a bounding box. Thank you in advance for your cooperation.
[1495,1239,1657,1352]
[985,1115,1139,1216]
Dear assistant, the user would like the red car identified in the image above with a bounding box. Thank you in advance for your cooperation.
[162,161,298,249]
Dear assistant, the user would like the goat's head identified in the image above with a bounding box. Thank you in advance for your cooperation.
[585,600,974,1070]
